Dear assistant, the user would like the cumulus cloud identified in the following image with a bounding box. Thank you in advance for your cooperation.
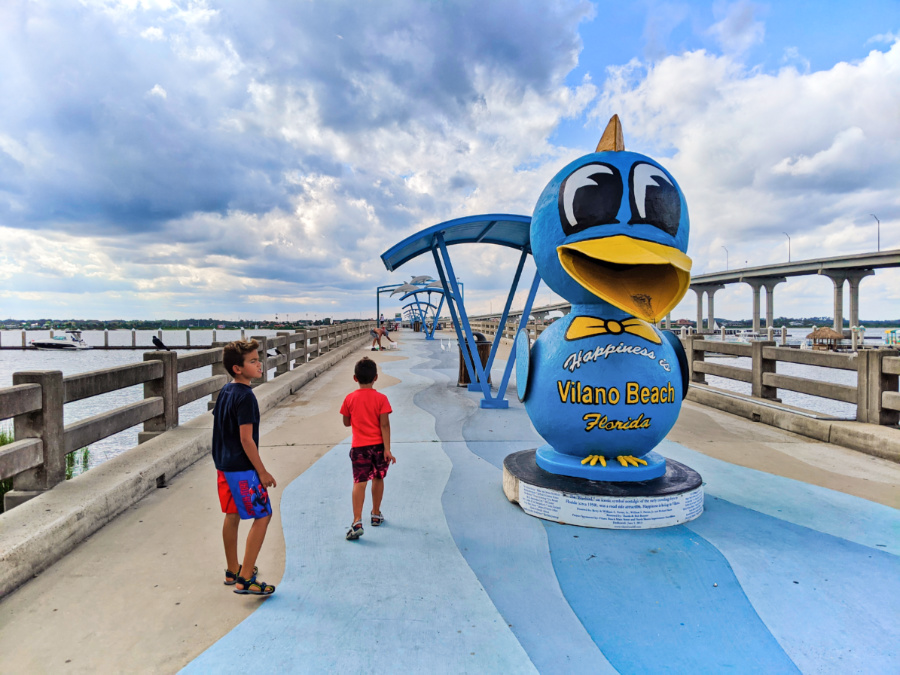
[593,36,900,319]
[0,0,598,318]
[1,0,897,322]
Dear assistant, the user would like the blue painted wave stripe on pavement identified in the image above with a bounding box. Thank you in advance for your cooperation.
[545,521,799,674]
[658,440,900,556]
[411,345,615,674]
[183,354,536,674]
[687,495,900,674]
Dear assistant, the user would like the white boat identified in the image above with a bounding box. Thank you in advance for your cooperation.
[30,330,92,350]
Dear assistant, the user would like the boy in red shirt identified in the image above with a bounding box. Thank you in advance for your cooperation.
[340,357,396,540]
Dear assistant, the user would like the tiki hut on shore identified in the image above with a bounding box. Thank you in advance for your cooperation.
[806,327,844,351]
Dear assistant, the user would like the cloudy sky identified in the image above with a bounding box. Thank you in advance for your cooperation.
[2,0,898,323]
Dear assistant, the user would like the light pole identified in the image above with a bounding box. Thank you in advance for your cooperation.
[782,232,791,262]
[870,214,880,252]
[721,246,729,271]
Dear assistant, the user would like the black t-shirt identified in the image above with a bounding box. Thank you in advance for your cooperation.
[212,382,259,472]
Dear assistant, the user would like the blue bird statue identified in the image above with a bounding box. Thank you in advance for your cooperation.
[517,115,691,481]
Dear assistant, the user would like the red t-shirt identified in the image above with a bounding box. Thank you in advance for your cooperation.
[340,388,392,447]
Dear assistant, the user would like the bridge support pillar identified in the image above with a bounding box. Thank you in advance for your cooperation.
[823,269,875,334]
[744,277,785,333]
[847,270,874,331]
[824,273,846,333]
[762,278,786,329]
[705,285,725,332]
[693,288,704,331]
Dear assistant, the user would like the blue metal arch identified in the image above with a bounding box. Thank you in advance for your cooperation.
[380,214,541,409]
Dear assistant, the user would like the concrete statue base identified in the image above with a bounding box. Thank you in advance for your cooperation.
[503,450,703,530]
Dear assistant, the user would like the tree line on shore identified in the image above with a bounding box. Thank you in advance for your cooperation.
[0,317,377,330]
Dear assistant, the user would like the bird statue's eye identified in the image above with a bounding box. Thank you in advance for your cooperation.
[628,162,681,236]
[557,163,622,236]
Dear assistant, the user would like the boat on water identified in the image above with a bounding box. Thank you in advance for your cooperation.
[30,330,92,350]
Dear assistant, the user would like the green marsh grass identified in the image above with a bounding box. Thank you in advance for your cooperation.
[0,427,90,513]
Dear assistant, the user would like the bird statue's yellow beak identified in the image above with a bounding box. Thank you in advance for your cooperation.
[557,236,692,323]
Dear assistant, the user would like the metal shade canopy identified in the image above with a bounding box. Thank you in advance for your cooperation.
[380,213,540,409]
[380,214,532,272]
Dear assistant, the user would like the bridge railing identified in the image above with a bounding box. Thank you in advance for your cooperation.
[683,336,900,425]
[469,318,551,341]
[0,323,374,508]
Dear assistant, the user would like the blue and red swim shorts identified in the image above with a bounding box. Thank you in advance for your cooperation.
[217,469,272,520]
[349,444,390,483]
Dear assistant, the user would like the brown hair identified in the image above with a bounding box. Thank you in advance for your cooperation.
[223,339,260,378]
[354,357,377,384]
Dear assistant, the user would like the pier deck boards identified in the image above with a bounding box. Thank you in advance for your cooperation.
[0,331,898,673]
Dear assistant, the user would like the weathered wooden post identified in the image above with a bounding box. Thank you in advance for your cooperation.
[767,326,774,341]
[157,329,162,342]
[212,329,217,344]
[781,326,787,346]
[7,371,65,509]
[851,326,858,351]
[104,329,109,347]
[22,330,26,348]
[720,324,726,340]
[752,340,778,399]
[132,328,136,347]
[139,350,179,443]
[240,327,245,340]
[186,328,191,347]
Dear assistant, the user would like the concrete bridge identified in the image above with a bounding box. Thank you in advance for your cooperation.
[1,329,898,672]
[471,249,900,333]
[691,248,900,333]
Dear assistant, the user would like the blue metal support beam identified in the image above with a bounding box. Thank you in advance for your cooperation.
[482,246,529,384]
[431,242,479,388]
[496,271,541,404]
[436,234,495,403]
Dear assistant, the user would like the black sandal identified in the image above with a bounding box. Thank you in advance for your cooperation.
[224,565,258,586]
[233,573,275,596]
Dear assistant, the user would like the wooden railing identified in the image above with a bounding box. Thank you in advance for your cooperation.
[0,323,374,496]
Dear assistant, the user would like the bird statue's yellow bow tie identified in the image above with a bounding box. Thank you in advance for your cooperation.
[565,316,661,344]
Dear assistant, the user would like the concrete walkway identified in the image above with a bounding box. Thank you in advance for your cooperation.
[1,331,898,673]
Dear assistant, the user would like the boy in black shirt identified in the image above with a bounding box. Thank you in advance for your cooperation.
[212,339,277,596]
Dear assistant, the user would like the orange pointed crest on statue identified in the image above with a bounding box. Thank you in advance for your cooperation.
[595,114,625,152]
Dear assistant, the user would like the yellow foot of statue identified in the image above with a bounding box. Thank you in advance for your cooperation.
[581,454,607,467]
[616,455,648,467]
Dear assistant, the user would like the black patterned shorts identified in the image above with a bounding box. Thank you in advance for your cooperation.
[350,444,389,483]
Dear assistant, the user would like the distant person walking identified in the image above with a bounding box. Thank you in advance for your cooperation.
[369,326,395,351]
[212,340,277,596]
[340,357,396,540]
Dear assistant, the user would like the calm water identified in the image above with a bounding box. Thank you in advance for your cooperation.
[0,329,303,476]
[700,327,898,418]
[1,327,896,474]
